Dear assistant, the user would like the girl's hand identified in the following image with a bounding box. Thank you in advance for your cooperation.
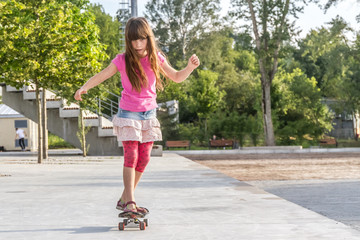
[74,87,87,101]
[188,54,200,70]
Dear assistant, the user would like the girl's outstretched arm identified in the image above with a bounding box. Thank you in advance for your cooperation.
[161,54,200,83]
[74,63,118,101]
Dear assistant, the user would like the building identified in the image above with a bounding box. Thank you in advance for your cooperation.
[323,98,360,139]
[0,104,38,151]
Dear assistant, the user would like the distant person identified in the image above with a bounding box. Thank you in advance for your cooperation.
[15,128,27,151]
[209,135,217,141]
[74,17,200,218]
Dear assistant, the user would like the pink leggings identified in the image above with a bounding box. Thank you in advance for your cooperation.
[122,141,153,173]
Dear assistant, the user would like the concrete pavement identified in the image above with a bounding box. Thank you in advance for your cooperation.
[248,179,360,232]
[1,153,360,239]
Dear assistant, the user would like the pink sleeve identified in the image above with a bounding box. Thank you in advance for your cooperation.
[111,54,124,71]
[157,52,165,65]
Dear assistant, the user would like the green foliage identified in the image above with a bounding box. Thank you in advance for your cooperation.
[177,123,203,145]
[88,3,121,60]
[157,80,191,122]
[217,66,261,114]
[192,28,235,71]
[186,70,225,119]
[231,0,306,145]
[2,0,354,148]
[272,68,333,145]
[157,106,178,144]
[88,3,122,96]
[207,110,263,147]
[0,0,107,109]
[337,138,360,148]
[247,114,263,146]
[295,17,352,98]
[294,16,360,127]
[339,33,360,115]
[48,132,75,149]
[157,104,205,146]
[145,0,221,65]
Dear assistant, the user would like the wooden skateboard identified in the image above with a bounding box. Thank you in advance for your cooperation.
[118,211,149,231]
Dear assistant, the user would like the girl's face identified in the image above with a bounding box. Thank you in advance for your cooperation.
[131,38,148,58]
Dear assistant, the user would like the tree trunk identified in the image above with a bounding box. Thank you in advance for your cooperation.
[42,89,48,159]
[35,81,43,163]
[261,76,275,146]
[80,109,87,157]
[246,0,278,146]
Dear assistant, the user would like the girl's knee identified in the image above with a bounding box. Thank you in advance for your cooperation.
[123,141,139,169]
[135,142,153,172]
[135,155,150,172]
[135,166,146,172]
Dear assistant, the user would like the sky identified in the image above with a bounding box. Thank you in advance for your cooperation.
[89,0,360,39]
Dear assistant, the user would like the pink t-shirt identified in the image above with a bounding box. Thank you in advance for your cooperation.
[112,52,165,112]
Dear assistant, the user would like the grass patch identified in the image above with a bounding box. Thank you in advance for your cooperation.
[48,133,75,149]
[337,139,360,148]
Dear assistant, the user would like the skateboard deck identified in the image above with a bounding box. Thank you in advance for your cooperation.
[118,212,148,231]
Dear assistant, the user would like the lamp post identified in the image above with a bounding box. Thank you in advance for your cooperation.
[131,0,137,17]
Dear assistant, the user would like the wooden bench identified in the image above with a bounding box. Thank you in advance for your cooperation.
[209,139,234,149]
[165,140,191,150]
[319,138,338,147]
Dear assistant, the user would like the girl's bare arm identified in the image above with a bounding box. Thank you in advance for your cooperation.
[74,63,118,101]
[161,54,200,83]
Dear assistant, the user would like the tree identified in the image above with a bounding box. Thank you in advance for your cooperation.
[186,70,225,119]
[89,3,122,95]
[272,68,333,145]
[338,34,360,138]
[185,70,225,140]
[0,0,107,162]
[295,17,352,98]
[231,0,310,146]
[145,0,221,65]
[184,27,261,118]
[76,104,91,157]
[207,110,263,147]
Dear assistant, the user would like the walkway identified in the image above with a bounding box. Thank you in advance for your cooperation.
[1,153,359,239]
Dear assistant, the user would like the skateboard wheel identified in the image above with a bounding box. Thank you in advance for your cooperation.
[119,222,125,231]
[139,221,146,230]
[123,219,128,226]
[144,218,149,227]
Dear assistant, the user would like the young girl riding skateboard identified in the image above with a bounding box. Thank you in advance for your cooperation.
[74,17,200,217]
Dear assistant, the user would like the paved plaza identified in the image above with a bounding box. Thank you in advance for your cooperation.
[1,153,360,239]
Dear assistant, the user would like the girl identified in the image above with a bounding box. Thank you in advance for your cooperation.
[74,17,200,217]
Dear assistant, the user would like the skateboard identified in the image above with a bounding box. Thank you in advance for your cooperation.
[118,211,149,231]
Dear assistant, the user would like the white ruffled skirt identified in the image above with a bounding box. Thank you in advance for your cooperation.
[112,115,162,143]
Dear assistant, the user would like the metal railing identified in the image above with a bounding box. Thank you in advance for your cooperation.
[96,90,120,120]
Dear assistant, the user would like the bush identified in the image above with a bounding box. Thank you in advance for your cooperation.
[177,122,204,145]
[48,133,75,149]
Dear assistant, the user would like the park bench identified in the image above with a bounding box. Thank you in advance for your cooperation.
[209,139,234,149]
[319,138,338,147]
[165,140,191,150]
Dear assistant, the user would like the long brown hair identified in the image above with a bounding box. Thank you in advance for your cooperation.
[124,17,165,92]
